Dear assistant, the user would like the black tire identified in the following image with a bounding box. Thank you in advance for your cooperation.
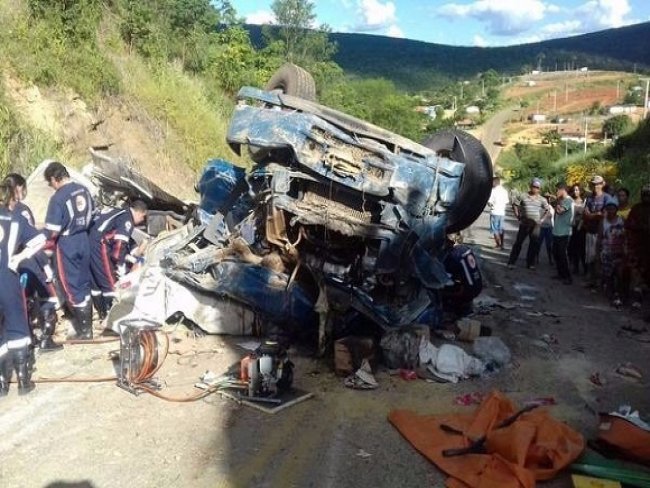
[422,129,493,233]
[265,63,317,102]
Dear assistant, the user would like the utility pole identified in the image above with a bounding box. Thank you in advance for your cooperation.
[642,78,650,119]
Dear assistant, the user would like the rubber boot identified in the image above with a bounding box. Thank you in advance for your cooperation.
[103,297,114,316]
[75,302,93,341]
[39,309,63,352]
[13,347,35,395]
[92,294,107,321]
[0,353,10,397]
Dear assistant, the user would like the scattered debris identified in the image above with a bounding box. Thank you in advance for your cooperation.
[614,363,643,381]
[434,329,457,341]
[420,343,484,384]
[543,311,561,318]
[399,369,418,381]
[236,341,262,352]
[495,300,519,310]
[334,336,376,377]
[541,333,559,345]
[571,474,621,488]
[380,326,429,370]
[454,392,485,406]
[523,396,557,407]
[344,359,379,390]
[590,372,606,387]
[526,311,544,318]
[356,449,372,459]
[472,336,511,367]
[455,318,491,342]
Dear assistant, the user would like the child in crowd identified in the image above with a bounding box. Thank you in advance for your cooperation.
[599,201,626,307]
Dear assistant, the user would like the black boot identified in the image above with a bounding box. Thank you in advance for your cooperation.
[39,309,63,352]
[92,294,107,321]
[0,353,10,396]
[13,347,35,395]
[75,302,93,340]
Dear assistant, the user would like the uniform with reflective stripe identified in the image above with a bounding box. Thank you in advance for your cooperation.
[89,208,134,298]
[0,208,46,356]
[45,181,93,307]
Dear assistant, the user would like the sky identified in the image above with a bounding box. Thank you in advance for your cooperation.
[232,0,650,47]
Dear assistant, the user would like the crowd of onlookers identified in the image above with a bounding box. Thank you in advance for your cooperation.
[488,175,650,315]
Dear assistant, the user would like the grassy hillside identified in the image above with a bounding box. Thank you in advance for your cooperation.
[247,22,650,91]
[0,1,243,197]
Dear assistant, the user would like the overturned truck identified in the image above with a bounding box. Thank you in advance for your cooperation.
[110,64,493,348]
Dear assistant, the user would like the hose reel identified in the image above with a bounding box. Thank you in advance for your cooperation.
[117,319,165,395]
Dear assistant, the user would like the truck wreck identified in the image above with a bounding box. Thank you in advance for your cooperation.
[106,65,493,350]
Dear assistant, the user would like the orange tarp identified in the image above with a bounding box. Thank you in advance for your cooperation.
[389,391,585,488]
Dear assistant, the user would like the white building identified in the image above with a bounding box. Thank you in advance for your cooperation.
[465,105,481,115]
[608,105,638,115]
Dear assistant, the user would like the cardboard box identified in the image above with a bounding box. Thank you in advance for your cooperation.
[334,336,376,376]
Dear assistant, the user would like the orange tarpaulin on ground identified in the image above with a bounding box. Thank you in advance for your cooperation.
[389,391,585,488]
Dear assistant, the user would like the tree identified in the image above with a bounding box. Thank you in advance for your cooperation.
[541,129,561,146]
[264,0,337,66]
[602,115,632,138]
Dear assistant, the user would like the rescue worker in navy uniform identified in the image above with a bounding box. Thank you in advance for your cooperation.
[0,182,47,396]
[441,238,483,316]
[4,173,62,352]
[43,162,94,340]
[90,200,147,320]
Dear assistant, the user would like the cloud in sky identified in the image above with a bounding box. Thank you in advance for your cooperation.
[386,24,405,37]
[438,0,636,46]
[246,9,274,25]
[438,0,556,35]
[355,0,397,31]
[576,0,633,29]
[473,34,487,47]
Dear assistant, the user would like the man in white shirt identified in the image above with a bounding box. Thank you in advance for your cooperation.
[487,176,509,249]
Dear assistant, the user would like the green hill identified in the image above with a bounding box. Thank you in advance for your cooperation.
[246,22,650,91]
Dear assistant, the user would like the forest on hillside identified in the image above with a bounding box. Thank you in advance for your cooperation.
[1,0,648,196]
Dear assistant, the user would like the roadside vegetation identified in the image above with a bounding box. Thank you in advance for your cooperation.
[500,115,649,201]
[0,0,646,199]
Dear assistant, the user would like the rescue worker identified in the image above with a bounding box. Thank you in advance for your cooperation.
[0,182,47,395]
[4,173,62,352]
[90,200,148,320]
[441,238,483,316]
[43,161,94,340]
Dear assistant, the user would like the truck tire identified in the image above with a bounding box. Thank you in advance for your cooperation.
[265,63,317,102]
[422,129,493,234]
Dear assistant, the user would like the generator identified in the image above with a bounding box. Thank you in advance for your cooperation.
[242,341,294,399]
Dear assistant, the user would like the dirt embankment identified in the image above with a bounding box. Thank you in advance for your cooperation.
[2,75,196,200]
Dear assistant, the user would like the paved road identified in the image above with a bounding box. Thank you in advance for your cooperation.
[2,209,649,488]
[471,106,515,164]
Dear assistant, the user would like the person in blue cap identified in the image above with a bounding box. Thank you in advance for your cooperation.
[507,177,550,270]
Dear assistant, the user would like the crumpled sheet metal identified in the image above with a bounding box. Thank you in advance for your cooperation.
[389,391,585,488]
[166,261,318,328]
[108,265,257,335]
[228,102,465,213]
